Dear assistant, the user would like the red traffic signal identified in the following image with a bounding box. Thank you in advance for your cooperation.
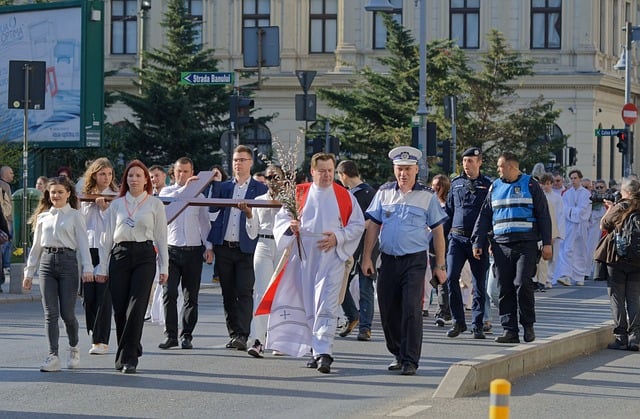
[616,130,629,154]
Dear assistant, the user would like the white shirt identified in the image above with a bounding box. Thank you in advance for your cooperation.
[25,204,93,278]
[80,187,118,248]
[245,192,278,240]
[223,178,250,242]
[160,183,212,248]
[97,191,169,276]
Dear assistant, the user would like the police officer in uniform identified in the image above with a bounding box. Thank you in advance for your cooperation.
[362,146,448,376]
[445,147,493,339]
[471,152,552,343]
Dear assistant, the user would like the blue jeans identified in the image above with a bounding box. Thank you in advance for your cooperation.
[39,250,80,356]
[341,264,375,332]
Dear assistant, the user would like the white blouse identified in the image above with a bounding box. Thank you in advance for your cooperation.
[80,187,118,248]
[24,204,93,278]
[97,191,169,276]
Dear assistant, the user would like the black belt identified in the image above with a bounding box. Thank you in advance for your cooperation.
[44,247,74,254]
[381,251,426,260]
[258,234,275,240]
[222,240,240,248]
[169,245,203,251]
[451,228,472,238]
[115,240,153,247]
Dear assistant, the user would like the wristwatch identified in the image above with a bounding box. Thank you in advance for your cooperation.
[436,264,446,271]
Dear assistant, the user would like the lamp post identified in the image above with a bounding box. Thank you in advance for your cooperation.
[138,0,151,92]
[614,21,640,176]
[366,0,428,180]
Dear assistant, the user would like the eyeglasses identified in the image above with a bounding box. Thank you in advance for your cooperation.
[233,158,251,163]
[595,186,605,190]
[265,175,280,181]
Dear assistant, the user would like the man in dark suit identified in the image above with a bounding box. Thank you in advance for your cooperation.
[208,145,268,350]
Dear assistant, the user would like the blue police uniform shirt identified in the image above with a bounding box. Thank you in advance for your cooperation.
[446,173,492,240]
[366,181,448,256]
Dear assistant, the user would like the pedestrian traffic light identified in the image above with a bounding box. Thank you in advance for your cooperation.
[328,136,340,156]
[230,94,254,131]
[568,146,577,165]
[617,130,629,154]
[437,139,451,174]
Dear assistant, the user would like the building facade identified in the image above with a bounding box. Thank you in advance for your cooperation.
[104,0,639,181]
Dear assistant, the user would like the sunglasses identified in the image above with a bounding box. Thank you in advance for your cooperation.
[265,175,280,181]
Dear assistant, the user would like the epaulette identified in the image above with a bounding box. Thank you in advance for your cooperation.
[379,181,396,191]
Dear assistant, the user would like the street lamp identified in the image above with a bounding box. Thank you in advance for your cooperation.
[366,0,428,179]
[614,21,640,176]
[138,0,151,92]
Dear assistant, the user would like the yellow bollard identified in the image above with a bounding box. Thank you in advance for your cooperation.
[489,378,511,419]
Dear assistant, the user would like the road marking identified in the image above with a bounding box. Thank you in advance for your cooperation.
[387,405,432,417]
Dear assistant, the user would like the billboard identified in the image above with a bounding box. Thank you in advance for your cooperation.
[0,0,104,147]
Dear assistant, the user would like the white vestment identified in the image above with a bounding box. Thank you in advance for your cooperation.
[554,186,592,283]
[265,184,364,357]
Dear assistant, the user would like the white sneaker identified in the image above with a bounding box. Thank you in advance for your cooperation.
[40,354,61,372]
[557,276,571,286]
[67,346,80,369]
[89,343,109,355]
[575,280,584,286]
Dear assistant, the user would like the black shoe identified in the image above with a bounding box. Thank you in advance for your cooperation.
[317,354,333,374]
[495,331,520,344]
[231,336,248,351]
[306,356,318,369]
[122,364,137,374]
[225,339,235,349]
[523,326,536,343]
[471,326,486,339]
[339,319,359,337]
[607,336,629,350]
[158,337,179,349]
[401,363,417,376]
[422,309,429,317]
[629,335,639,352]
[181,337,193,349]
[446,323,467,338]
[388,358,401,371]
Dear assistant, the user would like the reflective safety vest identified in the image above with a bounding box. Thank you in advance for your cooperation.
[491,174,535,236]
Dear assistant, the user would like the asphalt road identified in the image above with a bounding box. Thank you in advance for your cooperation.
[0,267,638,418]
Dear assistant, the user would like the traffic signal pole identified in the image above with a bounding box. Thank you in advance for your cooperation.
[623,21,632,177]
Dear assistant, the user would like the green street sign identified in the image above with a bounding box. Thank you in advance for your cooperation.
[595,128,625,136]
[180,72,234,85]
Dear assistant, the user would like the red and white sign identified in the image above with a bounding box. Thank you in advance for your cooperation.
[622,103,638,125]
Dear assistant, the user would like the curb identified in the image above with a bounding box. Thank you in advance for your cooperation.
[433,321,614,398]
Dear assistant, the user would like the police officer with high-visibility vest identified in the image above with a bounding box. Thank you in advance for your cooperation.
[471,152,552,344]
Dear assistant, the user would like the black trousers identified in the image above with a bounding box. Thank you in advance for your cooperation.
[108,241,156,368]
[83,248,112,345]
[214,244,255,339]
[492,240,537,332]
[163,245,204,340]
[377,251,427,368]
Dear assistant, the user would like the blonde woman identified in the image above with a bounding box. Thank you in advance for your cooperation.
[80,158,119,355]
[23,177,93,372]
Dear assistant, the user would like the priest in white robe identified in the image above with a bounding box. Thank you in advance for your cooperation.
[259,153,364,374]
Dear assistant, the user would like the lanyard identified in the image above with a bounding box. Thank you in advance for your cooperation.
[124,194,149,219]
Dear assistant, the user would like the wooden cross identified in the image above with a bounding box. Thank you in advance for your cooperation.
[78,171,281,223]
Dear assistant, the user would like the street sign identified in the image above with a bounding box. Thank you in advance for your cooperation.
[180,72,234,85]
[595,128,626,136]
[622,103,638,125]
[295,70,316,94]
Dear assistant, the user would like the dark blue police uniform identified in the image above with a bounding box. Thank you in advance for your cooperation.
[445,151,492,337]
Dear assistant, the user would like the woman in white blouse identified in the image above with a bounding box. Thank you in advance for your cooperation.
[96,160,168,374]
[23,177,93,372]
[80,158,119,355]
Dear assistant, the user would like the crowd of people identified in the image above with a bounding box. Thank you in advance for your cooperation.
[4,142,638,376]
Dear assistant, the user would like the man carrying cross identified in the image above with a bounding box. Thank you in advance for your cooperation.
[158,157,213,350]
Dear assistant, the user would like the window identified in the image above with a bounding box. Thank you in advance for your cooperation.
[111,0,138,54]
[243,0,270,28]
[373,0,403,49]
[309,0,337,53]
[184,0,204,47]
[531,0,561,49]
[450,0,480,49]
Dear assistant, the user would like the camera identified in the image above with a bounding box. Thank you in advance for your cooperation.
[590,190,621,203]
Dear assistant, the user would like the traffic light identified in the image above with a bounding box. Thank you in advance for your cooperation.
[328,136,340,156]
[305,136,323,157]
[437,139,451,174]
[568,146,577,165]
[617,130,629,154]
[229,94,254,131]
